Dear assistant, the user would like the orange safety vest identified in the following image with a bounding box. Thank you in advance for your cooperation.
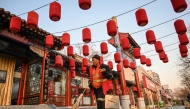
[89,65,113,95]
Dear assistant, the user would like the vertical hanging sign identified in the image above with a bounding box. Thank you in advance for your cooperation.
[43,57,50,102]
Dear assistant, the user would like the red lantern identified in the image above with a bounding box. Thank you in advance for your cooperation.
[82,65,86,73]
[100,42,108,54]
[140,55,146,65]
[78,0,91,10]
[67,46,74,56]
[71,71,76,78]
[107,20,117,37]
[163,54,169,63]
[100,56,104,65]
[174,19,187,35]
[55,55,63,67]
[9,17,21,33]
[69,58,75,67]
[114,52,121,63]
[146,58,151,67]
[146,30,156,44]
[170,0,187,13]
[180,52,188,58]
[159,51,166,60]
[123,59,129,68]
[133,48,141,59]
[71,66,75,71]
[179,44,188,53]
[82,58,88,67]
[26,11,38,29]
[45,35,54,48]
[178,34,189,45]
[154,41,164,53]
[122,38,130,51]
[82,28,91,43]
[107,61,113,70]
[135,8,148,26]
[130,62,136,70]
[83,45,89,56]
[62,33,70,46]
[117,64,122,72]
[49,1,61,21]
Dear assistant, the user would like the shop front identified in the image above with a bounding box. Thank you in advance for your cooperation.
[142,75,158,107]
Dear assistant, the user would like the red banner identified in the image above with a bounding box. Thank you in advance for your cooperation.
[142,75,157,92]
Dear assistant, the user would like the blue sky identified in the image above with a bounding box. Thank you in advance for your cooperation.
[1,0,190,89]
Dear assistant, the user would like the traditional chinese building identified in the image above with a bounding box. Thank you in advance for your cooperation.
[0,8,94,106]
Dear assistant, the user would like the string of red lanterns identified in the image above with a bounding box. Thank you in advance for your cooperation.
[8,1,189,71]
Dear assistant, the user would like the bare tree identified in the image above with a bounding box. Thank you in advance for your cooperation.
[75,43,112,61]
[173,87,189,100]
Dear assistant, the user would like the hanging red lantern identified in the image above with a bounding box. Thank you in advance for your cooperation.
[100,56,104,65]
[107,20,117,37]
[45,35,54,48]
[122,37,130,51]
[83,45,89,56]
[135,8,148,26]
[26,11,38,29]
[82,28,91,43]
[179,44,188,53]
[154,41,164,53]
[133,48,141,59]
[146,58,151,67]
[130,62,136,70]
[62,33,70,46]
[178,34,189,45]
[78,0,91,10]
[123,59,129,68]
[114,52,121,63]
[170,0,187,13]
[140,55,146,65]
[55,55,63,67]
[82,58,88,67]
[49,1,61,21]
[107,61,113,70]
[69,58,75,67]
[117,64,122,72]
[100,42,108,54]
[70,66,75,71]
[180,52,188,58]
[67,46,74,56]
[82,65,86,73]
[146,30,156,44]
[174,19,187,35]
[9,17,21,33]
[159,51,166,60]
[71,71,76,78]
[163,54,169,63]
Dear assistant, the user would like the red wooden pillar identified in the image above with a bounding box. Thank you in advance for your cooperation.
[17,62,26,105]
[119,62,128,95]
[134,71,142,97]
[21,63,28,104]
[39,51,47,104]
[91,94,96,106]
[65,70,72,106]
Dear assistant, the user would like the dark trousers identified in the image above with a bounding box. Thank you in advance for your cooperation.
[94,87,105,109]
[94,87,112,109]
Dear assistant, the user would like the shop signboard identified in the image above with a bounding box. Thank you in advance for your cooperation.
[142,75,157,92]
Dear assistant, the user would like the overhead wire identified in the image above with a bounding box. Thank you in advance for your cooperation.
[17,0,58,16]
[52,0,157,34]
[68,10,190,46]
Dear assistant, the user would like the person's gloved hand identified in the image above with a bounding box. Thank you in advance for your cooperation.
[88,80,93,89]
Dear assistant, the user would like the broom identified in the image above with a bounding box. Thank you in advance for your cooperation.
[71,68,106,109]
[71,88,88,109]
